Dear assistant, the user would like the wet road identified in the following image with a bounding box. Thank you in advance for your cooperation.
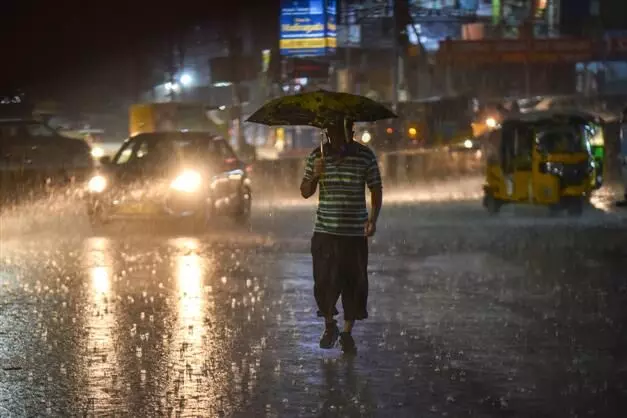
[1,183,627,417]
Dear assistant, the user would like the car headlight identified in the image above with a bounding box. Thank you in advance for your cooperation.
[464,139,474,149]
[486,117,497,128]
[88,175,107,193]
[91,146,105,158]
[170,170,202,193]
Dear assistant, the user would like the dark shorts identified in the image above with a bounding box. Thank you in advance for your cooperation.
[311,232,369,321]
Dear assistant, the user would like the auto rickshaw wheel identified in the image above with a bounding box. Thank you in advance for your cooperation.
[483,192,501,215]
[567,199,584,217]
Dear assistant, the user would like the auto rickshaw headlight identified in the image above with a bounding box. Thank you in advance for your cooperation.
[540,162,564,176]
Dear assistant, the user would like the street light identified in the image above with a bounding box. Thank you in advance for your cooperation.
[180,73,193,87]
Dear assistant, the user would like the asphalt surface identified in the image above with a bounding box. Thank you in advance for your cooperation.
[1,179,627,417]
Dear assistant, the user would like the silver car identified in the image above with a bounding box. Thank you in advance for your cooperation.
[0,119,93,198]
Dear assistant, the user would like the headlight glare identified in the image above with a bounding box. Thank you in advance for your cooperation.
[88,175,107,193]
[91,147,105,158]
[170,170,202,193]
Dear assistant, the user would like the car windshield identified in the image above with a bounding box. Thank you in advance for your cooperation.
[537,127,586,154]
[120,133,235,167]
[163,135,231,160]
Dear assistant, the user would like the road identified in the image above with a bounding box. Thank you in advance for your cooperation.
[1,181,627,417]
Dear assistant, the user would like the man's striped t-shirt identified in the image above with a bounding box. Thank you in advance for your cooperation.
[303,142,382,236]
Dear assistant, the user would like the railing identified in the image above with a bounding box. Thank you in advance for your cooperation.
[251,147,485,196]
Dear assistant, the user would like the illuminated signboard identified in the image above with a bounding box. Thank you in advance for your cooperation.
[326,0,336,53]
[280,0,337,57]
[436,38,596,65]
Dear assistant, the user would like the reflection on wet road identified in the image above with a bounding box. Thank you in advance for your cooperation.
[1,191,627,417]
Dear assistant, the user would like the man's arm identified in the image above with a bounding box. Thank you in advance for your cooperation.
[300,152,319,199]
[366,153,383,228]
[369,186,382,223]
[300,177,319,199]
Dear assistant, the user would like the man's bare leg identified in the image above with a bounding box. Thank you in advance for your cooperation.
[343,320,354,334]
[320,314,340,349]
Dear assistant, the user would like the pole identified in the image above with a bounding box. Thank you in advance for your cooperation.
[229,36,247,153]
[346,45,351,94]
[391,0,399,110]
[343,0,352,93]
[165,39,177,102]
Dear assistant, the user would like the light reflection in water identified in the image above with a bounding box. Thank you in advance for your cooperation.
[167,237,213,414]
[83,237,117,409]
[177,244,203,325]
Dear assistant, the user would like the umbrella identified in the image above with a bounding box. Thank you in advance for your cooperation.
[245,89,397,128]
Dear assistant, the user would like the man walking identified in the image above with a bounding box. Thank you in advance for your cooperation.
[300,119,383,354]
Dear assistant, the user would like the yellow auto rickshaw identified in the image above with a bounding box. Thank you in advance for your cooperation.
[482,111,597,216]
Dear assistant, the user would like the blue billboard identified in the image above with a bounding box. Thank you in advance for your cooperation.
[280,0,337,57]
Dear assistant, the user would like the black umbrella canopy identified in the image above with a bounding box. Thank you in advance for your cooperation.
[246,89,397,128]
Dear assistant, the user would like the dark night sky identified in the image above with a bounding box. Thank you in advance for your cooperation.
[1,0,277,103]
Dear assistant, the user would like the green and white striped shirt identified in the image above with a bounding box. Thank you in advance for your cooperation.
[303,142,382,236]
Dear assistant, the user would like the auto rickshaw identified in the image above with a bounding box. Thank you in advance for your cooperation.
[482,111,597,216]
[540,108,609,190]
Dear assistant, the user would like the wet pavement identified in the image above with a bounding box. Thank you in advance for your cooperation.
[1,183,627,417]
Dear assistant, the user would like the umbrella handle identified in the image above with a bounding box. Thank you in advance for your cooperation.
[319,131,327,194]
[320,129,327,158]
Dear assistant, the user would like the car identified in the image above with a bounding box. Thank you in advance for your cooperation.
[85,131,252,228]
[0,117,94,201]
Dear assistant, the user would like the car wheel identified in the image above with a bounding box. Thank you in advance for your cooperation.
[190,204,213,231]
[233,186,252,224]
[88,201,110,227]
